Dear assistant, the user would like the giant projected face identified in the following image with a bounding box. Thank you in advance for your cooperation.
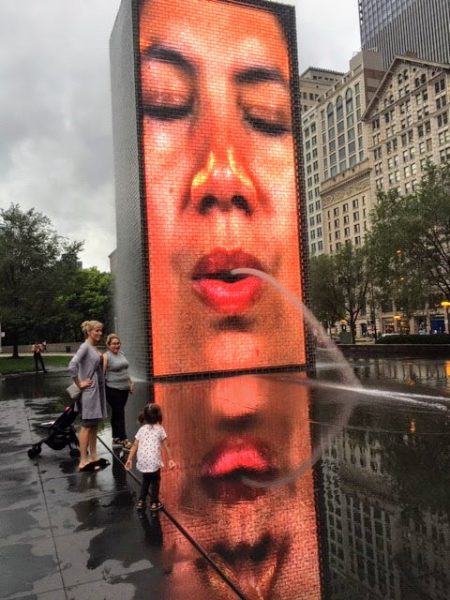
[138,0,305,377]
[156,376,322,599]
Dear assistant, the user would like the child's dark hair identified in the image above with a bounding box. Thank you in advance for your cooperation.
[138,403,163,425]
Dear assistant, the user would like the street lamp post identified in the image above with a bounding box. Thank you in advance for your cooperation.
[441,301,450,334]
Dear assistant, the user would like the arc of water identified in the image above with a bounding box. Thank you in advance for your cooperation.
[272,374,449,412]
[231,267,361,489]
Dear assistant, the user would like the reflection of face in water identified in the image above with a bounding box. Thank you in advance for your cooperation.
[139,0,304,376]
[157,376,321,600]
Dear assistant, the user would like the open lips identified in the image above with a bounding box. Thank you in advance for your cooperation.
[200,436,279,502]
[192,249,264,314]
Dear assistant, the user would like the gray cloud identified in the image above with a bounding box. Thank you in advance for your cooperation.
[0,0,360,271]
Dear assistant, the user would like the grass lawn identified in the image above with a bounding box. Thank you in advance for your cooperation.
[0,355,71,375]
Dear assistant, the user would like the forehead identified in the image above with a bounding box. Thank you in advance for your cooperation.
[139,0,288,70]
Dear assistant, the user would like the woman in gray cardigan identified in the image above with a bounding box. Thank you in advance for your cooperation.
[69,320,107,471]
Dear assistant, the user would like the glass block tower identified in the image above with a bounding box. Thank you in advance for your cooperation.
[359,0,450,68]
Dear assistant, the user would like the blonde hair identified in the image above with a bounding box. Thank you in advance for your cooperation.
[106,333,121,346]
[81,320,103,337]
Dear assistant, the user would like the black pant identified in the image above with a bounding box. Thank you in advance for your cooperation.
[105,386,128,439]
[139,470,161,504]
[33,352,46,372]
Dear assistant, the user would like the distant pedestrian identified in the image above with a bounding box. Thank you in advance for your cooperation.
[31,342,47,373]
[125,404,175,512]
[103,334,134,451]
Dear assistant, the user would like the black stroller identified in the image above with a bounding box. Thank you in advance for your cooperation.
[27,402,80,459]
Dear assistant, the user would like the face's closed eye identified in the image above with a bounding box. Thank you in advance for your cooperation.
[141,59,195,121]
[238,81,291,136]
[140,44,292,137]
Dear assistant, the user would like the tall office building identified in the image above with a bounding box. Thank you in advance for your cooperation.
[359,0,450,68]
[302,50,384,257]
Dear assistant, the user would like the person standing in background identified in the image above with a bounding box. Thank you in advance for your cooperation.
[31,341,47,373]
[103,334,134,450]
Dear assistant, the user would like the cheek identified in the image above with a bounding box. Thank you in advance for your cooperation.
[143,123,195,216]
[249,137,295,186]
[251,142,298,225]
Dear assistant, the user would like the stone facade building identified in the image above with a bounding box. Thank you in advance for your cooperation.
[363,55,450,333]
[302,50,385,257]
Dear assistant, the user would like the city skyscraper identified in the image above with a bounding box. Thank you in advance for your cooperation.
[359,0,450,67]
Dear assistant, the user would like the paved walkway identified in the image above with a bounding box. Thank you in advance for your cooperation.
[1,396,166,600]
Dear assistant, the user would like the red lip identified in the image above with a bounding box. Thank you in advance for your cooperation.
[200,436,279,502]
[200,436,277,478]
[192,249,263,314]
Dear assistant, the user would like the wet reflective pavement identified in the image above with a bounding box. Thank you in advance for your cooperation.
[0,373,167,600]
[1,359,450,599]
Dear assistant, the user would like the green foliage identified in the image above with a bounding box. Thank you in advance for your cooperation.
[309,254,344,326]
[366,162,450,310]
[56,267,114,340]
[310,244,371,342]
[0,204,113,354]
[0,204,83,355]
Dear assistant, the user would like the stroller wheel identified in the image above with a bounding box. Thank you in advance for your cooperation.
[70,448,81,458]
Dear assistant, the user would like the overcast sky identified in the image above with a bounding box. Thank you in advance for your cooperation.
[0,0,360,272]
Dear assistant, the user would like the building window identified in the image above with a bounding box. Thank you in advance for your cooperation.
[436,96,447,110]
[439,146,450,162]
[327,103,334,127]
[437,111,449,128]
[435,79,445,94]
[439,130,450,145]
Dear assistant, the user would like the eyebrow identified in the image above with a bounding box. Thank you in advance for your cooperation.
[234,67,288,88]
[141,44,288,88]
[141,44,195,76]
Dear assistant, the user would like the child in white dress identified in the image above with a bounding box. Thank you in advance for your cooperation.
[125,404,175,511]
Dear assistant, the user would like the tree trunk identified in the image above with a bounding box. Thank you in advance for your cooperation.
[11,330,19,358]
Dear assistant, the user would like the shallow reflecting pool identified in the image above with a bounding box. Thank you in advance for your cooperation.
[1,356,449,599]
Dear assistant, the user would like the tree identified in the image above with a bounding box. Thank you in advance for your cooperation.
[0,204,82,356]
[334,244,372,343]
[310,244,371,343]
[367,163,450,316]
[309,254,345,332]
[57,267,114,340]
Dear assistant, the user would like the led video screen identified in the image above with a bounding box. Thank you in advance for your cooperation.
[154,374,321,599]
[137,0,306,377]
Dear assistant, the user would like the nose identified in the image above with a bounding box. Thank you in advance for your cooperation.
[190,144,258,216]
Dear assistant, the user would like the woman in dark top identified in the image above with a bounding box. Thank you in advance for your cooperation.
[103,334,134,450]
